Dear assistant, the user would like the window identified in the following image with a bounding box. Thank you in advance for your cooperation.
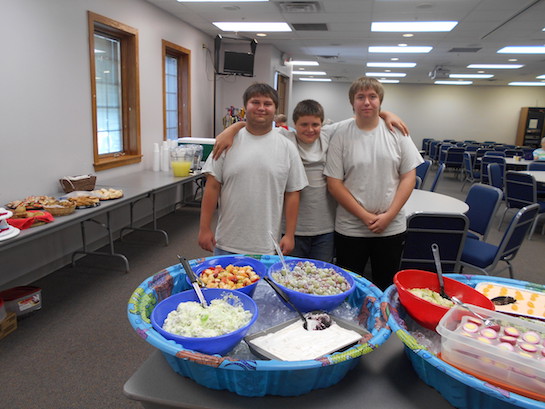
[88,11,141,171]
[162,40,191,140]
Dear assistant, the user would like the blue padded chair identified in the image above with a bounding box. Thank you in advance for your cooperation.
[464,183,503,241]
[488,162,504,191]
[528,162,545,171]
[480,156,505,185]
[504,149,524,158]
[428,140,442,163]
[429,163,445,192]
[415,159,432,188]
[528,162,545,197]
[443,147,465,176]
[485,151,506,157]
[500,171,545,239]
[400,213,469,273]
[415,176,422,190]
[461,204,539,278]
[461,152,479,191]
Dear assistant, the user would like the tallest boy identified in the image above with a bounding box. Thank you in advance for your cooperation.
[198,83,308,256]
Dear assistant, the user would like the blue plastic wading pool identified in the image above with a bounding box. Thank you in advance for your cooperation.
[384,274,545,409]
[128,255,391,397]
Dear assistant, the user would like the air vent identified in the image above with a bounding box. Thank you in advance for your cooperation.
[292,23,328,31]
[449,47,482,53]
[277,1,321,13]
[317,55,338,60]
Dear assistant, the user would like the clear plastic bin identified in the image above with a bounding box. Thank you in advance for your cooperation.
[437,303,545,400]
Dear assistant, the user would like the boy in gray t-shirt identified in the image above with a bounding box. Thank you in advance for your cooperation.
[198,83,307,256]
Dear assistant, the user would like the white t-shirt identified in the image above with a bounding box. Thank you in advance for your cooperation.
[203,128,308,254]
[324,118,423,237]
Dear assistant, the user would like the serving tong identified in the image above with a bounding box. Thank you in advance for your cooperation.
[178,255,207,308]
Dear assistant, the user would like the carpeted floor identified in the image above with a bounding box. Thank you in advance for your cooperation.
[0,170,543,409]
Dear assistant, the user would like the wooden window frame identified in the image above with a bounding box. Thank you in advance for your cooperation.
[162,40,191,140]
[88,11,142,171]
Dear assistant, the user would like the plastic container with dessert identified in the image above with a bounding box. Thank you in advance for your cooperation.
[385,274,545,409]
[127,255,391,397]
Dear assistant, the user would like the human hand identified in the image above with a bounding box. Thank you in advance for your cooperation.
[381,111,409,136]
[367,212,395,234]
[279,234,295,255]
[198,228,216,252]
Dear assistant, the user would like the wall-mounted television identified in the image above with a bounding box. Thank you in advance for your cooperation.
[223,51,254,76]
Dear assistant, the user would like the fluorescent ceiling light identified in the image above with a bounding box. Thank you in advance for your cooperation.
[299,78,332,82]
[366,62,416,68]
[213,22,291,32]
[537,75,545,79]
[449,74,494,79]
[378,79,400,84]
[371,21,458,32]
[369,46,432,53]
[435,80,473,85]
[467,64,523,69]
[366,72,406,78]
[289,61,319,66]
[498,46,545,54]
[508,82,545,86]
[179,0,267,2]
[292,71,326,75]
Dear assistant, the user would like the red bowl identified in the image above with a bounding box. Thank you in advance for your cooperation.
[394,269,495,331]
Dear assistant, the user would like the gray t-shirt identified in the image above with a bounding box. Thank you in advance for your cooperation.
[203,128,308,254]
[280,126,336,236]
[324,118,423,237]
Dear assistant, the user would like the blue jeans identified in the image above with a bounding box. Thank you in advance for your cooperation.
[290,232,335,263]
[213,247,238,256]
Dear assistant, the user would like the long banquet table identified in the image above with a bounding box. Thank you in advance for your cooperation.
[123,337,455,409]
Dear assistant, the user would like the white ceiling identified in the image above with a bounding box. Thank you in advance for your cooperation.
[146,0,545,86]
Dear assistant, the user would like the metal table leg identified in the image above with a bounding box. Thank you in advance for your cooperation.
[72,212,130,273]
[119,193,169,246]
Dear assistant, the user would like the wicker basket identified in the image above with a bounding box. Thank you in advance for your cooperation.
[59,175,97,193]
[43,205,76,216]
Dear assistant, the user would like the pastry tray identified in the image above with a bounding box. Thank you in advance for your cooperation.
[244,315,370,361]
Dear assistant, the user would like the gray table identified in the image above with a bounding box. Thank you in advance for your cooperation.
[123,336,454,409]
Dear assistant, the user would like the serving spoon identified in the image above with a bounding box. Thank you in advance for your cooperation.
[268,231,289,272]
[431,243,450,300]
[263,276,332,331]
[451,296,495,327]
[178,255,207,308]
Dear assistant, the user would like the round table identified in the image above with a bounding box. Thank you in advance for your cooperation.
[404,189,469,216]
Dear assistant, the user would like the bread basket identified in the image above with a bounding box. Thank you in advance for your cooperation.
[59,175,97,193]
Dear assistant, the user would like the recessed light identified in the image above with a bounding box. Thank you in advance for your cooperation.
[292,71,326,75]
[498,46,545,54]
[403,34,414,38]
[299,78,332,82]
[449,74,494,79]
[369,46,432,53]
[398,43,408,47]
[435,80,472,85]
[366,72,407,77]
[391,58,399,61]
[508,82,545,86]
[289,61,319,66]
[467,64,523,69]
[213,22,291,32]
[256,33,267,37]
[508,58,518,62]
[179,0,268,2]
[371,21,457,32]
[367,62,416,68]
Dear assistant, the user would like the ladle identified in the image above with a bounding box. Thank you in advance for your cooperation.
[178,255,207,308]
[268,231,289,272]
[451,296,495,327]
[263,276,332,331]
[431,243,450,300]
